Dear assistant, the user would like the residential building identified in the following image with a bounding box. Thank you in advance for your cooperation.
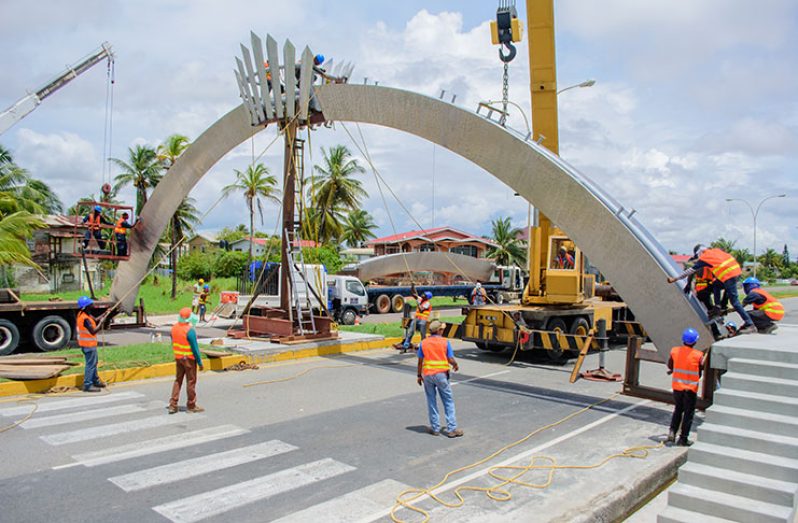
[368,226,496,258]
[230,237,316,257]
[187,232,219,254]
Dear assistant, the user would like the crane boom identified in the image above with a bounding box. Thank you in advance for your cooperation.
[0,42,113,136]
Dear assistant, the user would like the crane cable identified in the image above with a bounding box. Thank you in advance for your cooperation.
[389,392,664,523]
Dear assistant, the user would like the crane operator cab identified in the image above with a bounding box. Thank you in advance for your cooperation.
[541,236,595,304]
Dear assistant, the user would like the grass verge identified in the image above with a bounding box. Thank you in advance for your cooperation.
[339,315,464,338]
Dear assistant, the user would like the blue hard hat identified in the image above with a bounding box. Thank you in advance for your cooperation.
[682,328,699,345]
[725,321,737,331]
[204,284,209,290]
[743,277,760,291]
[94,205,102,212]
[77,296,94,309]
[424,291,433,299]
[314,54,324,65]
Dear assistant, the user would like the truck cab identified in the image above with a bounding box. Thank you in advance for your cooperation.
[327,275,369,325]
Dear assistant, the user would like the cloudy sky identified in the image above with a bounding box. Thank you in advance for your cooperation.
[1,0,796,258]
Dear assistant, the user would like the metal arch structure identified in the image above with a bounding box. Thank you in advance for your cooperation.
[109,40,712,359]
[354,252,496,283]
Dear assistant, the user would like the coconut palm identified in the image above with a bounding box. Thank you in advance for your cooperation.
[758,248,782,269]
[710,237,736,253]
[341,209,377,247]
[731,248,751,267]
[309,145,366,243]
[486,217,526,267]
[111,145,161,215]
[222,163,281,265]
[157,134,193,298]
[0,147,62,216]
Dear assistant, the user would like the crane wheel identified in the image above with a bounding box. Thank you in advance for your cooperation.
[544,317,568,362]
[568,317,591,356]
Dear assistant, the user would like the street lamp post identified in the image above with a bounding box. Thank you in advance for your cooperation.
[725,194,787,279]
[557,79,596,95]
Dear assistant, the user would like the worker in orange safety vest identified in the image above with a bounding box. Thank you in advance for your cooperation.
[169,307,204,414]
[742,277,784,334]
[417,320,462,437]
[668,244,754,333]
[76,296,109,392]
[400,290,433,352]
[82,205,112,251]
[113,212,136,257]
[667,328,705,447]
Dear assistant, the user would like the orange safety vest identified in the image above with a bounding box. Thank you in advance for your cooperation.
[171,322,195,359]
[415,298,431,321]
[420,336,450,376]
[114,218,128,235]
[695,267,713,292]
[76,311,98,349]
[699,249,741,283]
[556,253,574,269]
[670,345,703,393]
[86,213,102,231]
[750,288,784,321]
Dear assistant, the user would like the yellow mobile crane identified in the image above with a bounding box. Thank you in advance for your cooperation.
[453,0,641,361]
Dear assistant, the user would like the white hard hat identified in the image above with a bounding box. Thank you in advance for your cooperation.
[475,282,482,288]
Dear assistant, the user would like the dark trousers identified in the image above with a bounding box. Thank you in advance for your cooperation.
[170,358,198,409]
[115,234,128,256]
[670,389,697,439]
[722,277,752,326]
[749,310,775,331]
[83,230,106,250]
[82,348,101,390]
[696,288,713,310]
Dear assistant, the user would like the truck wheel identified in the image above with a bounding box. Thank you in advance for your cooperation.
[475,341,505,353]
[391,294,405,313]
[495,293,505,305]
[544,317,568,362]
[568,317,591,356]
[375,294,391,314]
[32,315,72,352]
[0,319,20,356]
[340,309,357,326]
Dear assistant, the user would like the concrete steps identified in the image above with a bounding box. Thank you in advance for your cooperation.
[667,484,793,523]
[658,332,798,523]
[713,389,798,418]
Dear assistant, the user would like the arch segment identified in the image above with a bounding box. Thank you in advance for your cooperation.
[110,83,711,357]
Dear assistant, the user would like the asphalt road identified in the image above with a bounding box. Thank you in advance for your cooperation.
[0,341,683,523]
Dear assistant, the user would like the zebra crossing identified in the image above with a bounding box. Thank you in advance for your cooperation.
[2,391,416,522]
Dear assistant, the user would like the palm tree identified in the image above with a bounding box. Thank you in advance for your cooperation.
[157,134,192,298]
[0,147,62,215]
[341,209,377,247]
[111,145,161,215]
[310,145,366,243]
[731,248,751,267]
[486,216,526,267]
[222,163,281,265]
[710,237,736,253]
[759,248,782,269]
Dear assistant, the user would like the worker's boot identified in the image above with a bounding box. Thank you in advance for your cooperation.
[763,324,778,334]
[446,428,464,438]
[187,405,205,413]
[167,405,178,415]
[737,324,757,335]
[94,380,107,388]
[83,385,102,393]
[677,437,693,447]
[666,431,676,444]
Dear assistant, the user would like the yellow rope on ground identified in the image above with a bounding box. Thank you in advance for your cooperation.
[242,363,359,387]
[389,392,663,523]
[0,401,38,433]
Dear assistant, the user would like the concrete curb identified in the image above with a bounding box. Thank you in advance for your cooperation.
[555,448,687,523]
[0,336,404,398]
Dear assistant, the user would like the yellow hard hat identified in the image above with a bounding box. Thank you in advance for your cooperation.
[199,278,205,284]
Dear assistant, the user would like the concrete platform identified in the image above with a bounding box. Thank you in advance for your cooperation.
[198,329,385,356]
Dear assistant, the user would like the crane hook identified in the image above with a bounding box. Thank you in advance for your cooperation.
[498,41,517,63]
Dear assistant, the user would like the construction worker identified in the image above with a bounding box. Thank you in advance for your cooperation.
[169,307,204,414]
[470,282,488,306]
[402,290,433,352]
[113,212,135,257]
[742,277,784,334]
[82,205,112,251]
[555,247,575,269]
[417,320,462,437]
[667,328,705,447]
[192,278,205,313]
[693,267,715,311]
[198,284,210,322]
[668,244,755,334]
[76,296,107,392]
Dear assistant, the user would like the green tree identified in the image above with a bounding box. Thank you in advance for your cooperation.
[218,224,249,244]
[758,248,782,269]
[486,216,526,267]
[782,244,791,269]
[731,248,751,267]
[309,145,366,244]
[213,250,249,278]
[222,163,281,266]
[340,209,377,248]
[710,237,736,253]
[176,250,215,281]
[0,145,62,215]
[302,245,345,274]
[157,134,193,299]
[111,144,161,215]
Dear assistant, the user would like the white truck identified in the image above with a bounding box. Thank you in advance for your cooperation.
[326,275,369,325]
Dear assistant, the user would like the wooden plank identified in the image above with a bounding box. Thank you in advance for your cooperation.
[569,335,593,383]
[0,364,71,380]
[0,358,75,366]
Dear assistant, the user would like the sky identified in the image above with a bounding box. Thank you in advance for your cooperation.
[1,0,796,259]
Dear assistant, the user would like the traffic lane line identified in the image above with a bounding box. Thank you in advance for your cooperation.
[363,398,650,522]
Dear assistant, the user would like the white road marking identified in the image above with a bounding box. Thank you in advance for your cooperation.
[0,391,145,417]
[270,479,410,523]
[452,370,511,386]
[363,399,650,522]
[69,425,249,467]
[40,413,204,446]
[109,440,297,492]
[152,458,356,523]
[21,401,165,429]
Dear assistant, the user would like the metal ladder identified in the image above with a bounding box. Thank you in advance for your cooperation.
[285,228,316,335]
